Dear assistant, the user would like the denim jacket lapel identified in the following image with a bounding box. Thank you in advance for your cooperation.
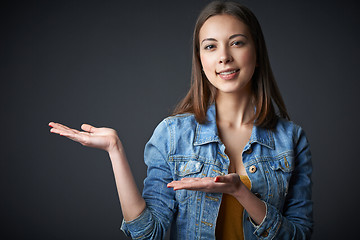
[193,104,221,146]
[194,104,275,150]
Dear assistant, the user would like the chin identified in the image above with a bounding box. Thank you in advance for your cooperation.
[216,83,252,95]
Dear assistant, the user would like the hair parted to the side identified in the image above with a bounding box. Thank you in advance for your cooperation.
[172,1,290,129]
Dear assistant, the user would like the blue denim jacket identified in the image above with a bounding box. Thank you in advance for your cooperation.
[121,104,313,239]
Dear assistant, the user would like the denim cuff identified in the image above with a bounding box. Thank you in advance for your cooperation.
[120,207,153,239]
[250,201,282,239]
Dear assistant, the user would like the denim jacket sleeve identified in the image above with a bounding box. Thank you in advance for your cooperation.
[121,119,176,239]
[248,125,313,239]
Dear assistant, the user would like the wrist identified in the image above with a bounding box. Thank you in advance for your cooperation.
[232,181,249,200]
[107,137,124,155]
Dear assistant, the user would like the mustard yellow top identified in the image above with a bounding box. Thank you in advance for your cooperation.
[215,175,251,240]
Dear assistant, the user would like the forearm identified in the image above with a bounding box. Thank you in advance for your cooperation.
[49,122,146,221]
[108,143,146,221]
[234,184,266,225]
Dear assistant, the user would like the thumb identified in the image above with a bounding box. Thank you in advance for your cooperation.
[214,175,227,183]
[215,173,239,183]
[81,123,97,133]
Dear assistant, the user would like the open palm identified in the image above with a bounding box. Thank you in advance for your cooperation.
[49,122,120,152]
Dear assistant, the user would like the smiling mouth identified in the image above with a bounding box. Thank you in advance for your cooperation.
[217,69,240,75]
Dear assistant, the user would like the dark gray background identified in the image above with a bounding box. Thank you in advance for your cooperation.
[1,0,359,239]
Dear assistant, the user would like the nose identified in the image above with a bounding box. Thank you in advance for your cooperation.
[219,48,233,64]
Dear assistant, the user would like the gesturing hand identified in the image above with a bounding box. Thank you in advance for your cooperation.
[49,122,121,153]
[167,173,244,197]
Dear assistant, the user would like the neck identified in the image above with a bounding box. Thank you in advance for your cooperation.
[215,90,254,129]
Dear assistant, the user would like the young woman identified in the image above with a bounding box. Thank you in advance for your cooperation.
[49,1,313,239]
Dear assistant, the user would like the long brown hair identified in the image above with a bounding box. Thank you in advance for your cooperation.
[173,1,289,129]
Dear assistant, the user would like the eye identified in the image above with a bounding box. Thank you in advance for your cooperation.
[231,41,245,47]
[204,44,216,50]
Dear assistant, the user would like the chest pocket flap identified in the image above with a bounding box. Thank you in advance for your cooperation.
[175,160,204,177]
[269,154,294,173]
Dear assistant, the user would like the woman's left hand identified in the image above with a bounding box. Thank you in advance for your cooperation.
[167,173,244,196]
[168,173,266,225]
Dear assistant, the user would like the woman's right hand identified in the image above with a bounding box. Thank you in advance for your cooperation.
[49,122,121,153]
[49,121,146,221]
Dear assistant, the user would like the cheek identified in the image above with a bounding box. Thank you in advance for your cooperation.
[241,48,257,66]
[200,58,215,84]
[200,54,213,73]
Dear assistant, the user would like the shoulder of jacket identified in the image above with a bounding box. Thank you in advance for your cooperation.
[275,118,302,132]
[162,113,197,126]
[274,118,306,144]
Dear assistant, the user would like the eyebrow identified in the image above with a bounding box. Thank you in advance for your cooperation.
[201,34,248,44]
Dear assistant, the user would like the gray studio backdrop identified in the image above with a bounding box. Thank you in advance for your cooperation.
[1,0,359,239]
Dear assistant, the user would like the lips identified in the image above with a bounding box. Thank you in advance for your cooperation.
[216,68,240,80]
[216,69,240,75]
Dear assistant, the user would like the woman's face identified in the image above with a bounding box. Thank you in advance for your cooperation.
[199,14,257,95]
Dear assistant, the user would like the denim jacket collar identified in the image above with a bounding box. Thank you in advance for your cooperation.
[194,104,275,150]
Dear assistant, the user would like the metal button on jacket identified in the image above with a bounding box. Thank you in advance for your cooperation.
[249,165,257,173]
[245,148,253,154]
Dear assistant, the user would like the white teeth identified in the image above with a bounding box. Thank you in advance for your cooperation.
[219,70,237,75]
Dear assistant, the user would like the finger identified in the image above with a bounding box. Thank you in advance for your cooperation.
[167,179,188,188]
[169,183,193,191]
[63,132,90,146]
[50,127,74,137]
[167,180,193,189]
[167,182,175,188]
[49,124,80,135]
[49,122,72,131]
[81,124,97,133]
[49,127,68,135]
[180,177,201,182]
[49,122,68,129]
[167,181,183,190]
[50,127,86,142]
